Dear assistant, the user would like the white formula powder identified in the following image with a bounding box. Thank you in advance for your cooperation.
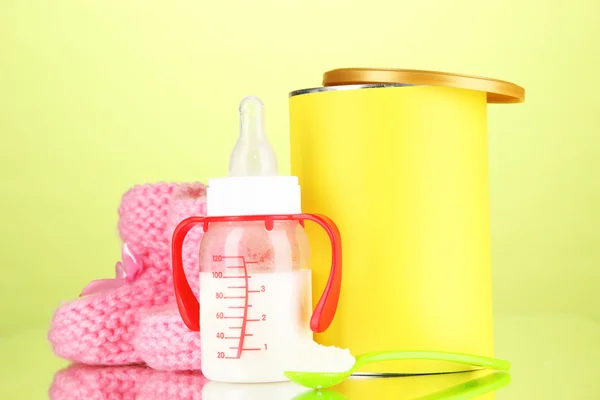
[286,340,356,373]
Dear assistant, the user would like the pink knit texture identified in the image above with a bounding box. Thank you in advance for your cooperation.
[133,185,206,371]
[49,364,207,400]
[135,306,202,371]
[49,364,151,400]
[165,183,207,299]
[48,182,207,367]
[137,370,207,399]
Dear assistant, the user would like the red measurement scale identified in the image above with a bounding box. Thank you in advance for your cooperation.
[213,255,265,360]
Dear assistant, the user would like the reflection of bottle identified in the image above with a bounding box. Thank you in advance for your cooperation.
[201,381,307,400]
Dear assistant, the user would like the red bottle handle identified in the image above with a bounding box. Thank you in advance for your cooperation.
[172,216,205,332]
[171,214,342,333]
[294,213,342,333]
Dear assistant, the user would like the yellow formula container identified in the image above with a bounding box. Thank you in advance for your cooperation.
[289,68,525,374]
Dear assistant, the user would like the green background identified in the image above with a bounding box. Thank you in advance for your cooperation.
[1,0,599,397]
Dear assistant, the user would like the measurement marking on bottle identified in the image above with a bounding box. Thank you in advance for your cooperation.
[227,266,245,269]
[223,276,252,279]
[245,261,259,264]
[223,316,244,319]
[236,257,251,359]
[227,286,245,289]
[229,327,242,329]
[248,290,261,293]
[224,296,245,299]
[246,318,260,322]
[224,357,238,359]
[241,348,261,351]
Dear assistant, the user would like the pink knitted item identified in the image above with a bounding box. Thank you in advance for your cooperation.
[137,370,207,399]
[49,364,207,400]
[49,364,151,400]
[165,183,207,299]
[134,186,206,370]
[135,307,202,371]
[48,182,207,366]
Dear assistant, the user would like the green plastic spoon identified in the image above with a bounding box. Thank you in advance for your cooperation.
[284,350,510,390]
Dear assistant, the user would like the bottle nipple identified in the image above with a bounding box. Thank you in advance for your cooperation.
[228,96,278,177]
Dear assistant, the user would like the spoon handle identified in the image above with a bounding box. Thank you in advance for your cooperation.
[353,350,510,372]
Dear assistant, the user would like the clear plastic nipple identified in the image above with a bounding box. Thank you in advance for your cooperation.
[228,96,278,177]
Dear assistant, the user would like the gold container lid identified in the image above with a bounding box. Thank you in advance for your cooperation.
[322,68,525,103]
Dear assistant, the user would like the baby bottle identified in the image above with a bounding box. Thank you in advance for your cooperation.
[171,96,342,383]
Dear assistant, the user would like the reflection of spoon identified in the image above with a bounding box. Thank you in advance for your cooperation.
[415,372,511,400]
[292,389,349,400]
[284,350,510,389]
[291,372,509,400]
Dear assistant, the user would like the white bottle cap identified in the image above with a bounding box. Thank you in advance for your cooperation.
[206,96,301,217]
[206,176,301,217]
